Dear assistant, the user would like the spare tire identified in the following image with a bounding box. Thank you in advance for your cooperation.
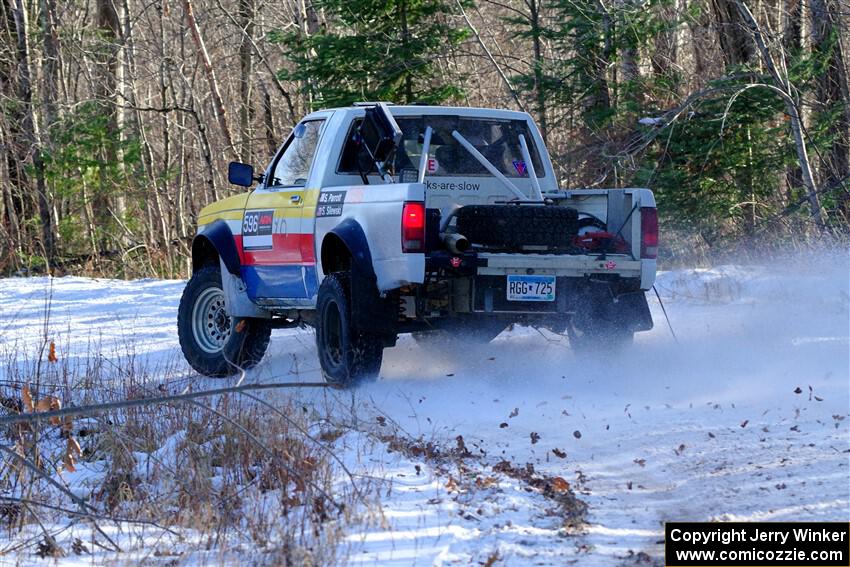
[455,204,579,250]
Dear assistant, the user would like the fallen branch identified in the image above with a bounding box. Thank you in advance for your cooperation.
[0,381,331,427]
[0,496,180,536]
[0,444,121,552]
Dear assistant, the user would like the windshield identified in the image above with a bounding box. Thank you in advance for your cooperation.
[338,115,545,179]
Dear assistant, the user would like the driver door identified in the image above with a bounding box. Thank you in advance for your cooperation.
[241,119,325,301]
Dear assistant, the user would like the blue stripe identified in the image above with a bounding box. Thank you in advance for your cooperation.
[242,265,318,301]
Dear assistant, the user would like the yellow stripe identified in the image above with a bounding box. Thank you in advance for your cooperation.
[198,210,243,224]
[198,192,251,224]
[197,188,323,227]
[302,189,321,206]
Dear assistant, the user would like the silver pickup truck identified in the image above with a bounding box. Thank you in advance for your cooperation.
[178,103,657,385]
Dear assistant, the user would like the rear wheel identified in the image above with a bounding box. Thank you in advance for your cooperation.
[316,273,384,386]
[178,265,271,377]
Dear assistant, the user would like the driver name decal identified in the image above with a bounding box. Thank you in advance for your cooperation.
[316,190,346,217]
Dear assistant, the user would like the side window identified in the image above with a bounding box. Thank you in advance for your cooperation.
[337,119,366,174]
[268,120,324,187]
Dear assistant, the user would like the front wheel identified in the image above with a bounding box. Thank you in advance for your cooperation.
[178,265,271,377]
[316,273,384,386]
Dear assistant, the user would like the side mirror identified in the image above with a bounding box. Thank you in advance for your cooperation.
[228,162,255,187]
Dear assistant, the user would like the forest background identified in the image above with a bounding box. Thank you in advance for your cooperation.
[1,0,847,277]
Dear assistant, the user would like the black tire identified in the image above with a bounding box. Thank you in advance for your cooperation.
[316,273,384,386]
[455,204,579,250]
[412,319,506,346]
[178,265,271,377]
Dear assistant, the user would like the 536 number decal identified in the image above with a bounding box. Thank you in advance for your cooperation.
[242,209,274,250]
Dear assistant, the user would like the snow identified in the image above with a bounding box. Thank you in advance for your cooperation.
[638,117,664,126]
[1,250,848,565]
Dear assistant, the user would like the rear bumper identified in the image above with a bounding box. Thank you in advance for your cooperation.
[415,250,654,330]
[477,252,642,279]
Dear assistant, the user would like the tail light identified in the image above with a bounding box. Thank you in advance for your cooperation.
[640,207,658,259]
[402,202,426,252]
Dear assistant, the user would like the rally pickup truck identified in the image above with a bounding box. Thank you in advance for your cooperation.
[177,103,657,385]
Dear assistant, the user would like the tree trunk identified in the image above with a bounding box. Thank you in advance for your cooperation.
[712,0,755,66]
[399,0,414,102]
[588,0,613,118]
[13,0,53,264]
[260,81,277,156]
[238,0,254,162]
[810,0,850,216]
[95,0,123,252]
[528,0,549,144]
[184,0,237,158]
[734,1,824,226]
[651,0,680,98]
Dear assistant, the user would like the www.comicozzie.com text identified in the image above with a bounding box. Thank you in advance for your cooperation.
[669,526,848,546]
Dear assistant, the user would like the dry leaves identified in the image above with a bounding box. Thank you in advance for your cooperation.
[21,386,33,412]
[63,437,82,472]
[318,429,345,443]
[47,341,57,363]
[21,386,62,424]
[475,476,498,489]
[552,448,567,459]
[530,431,540,444]
[19,385,80,473]
[550,476,570,492]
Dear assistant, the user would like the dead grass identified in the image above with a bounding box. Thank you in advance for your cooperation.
[0,336,363,565]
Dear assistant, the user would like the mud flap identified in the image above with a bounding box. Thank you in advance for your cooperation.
[605,290,653,332]
[350,261,397,345]
[573,286,653,333]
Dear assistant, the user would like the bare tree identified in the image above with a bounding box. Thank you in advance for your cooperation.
[12,0,53,262]
[733,0,824,227]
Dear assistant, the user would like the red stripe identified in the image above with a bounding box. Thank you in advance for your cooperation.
[234,233,316,266]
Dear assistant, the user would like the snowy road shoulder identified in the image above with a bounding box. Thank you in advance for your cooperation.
[1,251,848,565]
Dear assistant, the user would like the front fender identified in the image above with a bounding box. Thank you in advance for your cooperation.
[194,219,241,276]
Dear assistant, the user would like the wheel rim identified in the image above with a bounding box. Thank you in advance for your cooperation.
[192,287,232,354]
[322,299,343,367]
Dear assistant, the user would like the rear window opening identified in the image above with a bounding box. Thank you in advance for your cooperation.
[338,115,546,179]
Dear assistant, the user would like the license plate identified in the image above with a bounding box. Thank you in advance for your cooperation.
[506,275,556,302]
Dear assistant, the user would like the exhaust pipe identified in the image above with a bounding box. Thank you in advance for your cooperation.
[442,233,470,254]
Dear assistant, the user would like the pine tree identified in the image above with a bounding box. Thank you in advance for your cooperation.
[275,0,469,108]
